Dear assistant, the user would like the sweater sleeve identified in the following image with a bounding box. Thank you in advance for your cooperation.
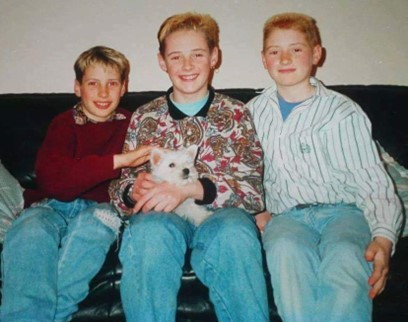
[35,115,120,201]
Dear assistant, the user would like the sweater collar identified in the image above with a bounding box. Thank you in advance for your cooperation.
[166,87,215,120]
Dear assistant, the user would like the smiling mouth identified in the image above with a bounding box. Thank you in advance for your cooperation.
[180,74,198,81]
[279,68,296,73]
[95,102,111,109]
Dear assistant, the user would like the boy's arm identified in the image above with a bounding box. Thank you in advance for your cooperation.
[109,113,147,216]
[325,104,403,250]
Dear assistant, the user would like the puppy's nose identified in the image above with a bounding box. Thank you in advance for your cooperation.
[183,168,190,176]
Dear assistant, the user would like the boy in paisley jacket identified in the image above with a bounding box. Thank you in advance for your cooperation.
[110,12,269,322]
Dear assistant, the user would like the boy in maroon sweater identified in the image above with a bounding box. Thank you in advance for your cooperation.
[0,46,151,322]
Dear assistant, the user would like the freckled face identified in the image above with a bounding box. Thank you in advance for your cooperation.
[262,28,321,92]
[158,29,218,103]
[74,64,126,122]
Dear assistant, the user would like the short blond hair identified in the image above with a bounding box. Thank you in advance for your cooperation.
[157,12,219,55]
[263,12,321,51]
[74,46,130,83]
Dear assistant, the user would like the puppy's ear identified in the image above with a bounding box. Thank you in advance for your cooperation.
[186,145,199,159]
[150,148,164,166]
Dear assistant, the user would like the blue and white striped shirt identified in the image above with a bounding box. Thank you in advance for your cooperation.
[247,77,402,246]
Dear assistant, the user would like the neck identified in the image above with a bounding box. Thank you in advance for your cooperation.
[171,88,209,104]
[277,82,315,103]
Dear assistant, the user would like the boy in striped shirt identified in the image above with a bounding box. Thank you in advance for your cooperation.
[247,12,402,322]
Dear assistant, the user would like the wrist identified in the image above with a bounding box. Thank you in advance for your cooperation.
[122,183,135,208]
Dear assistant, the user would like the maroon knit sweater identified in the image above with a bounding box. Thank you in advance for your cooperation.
[24,107,131,206]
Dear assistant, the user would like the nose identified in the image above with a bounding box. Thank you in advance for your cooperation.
[98,84,108,98]
[280,51,292,65]
[183,168,190,176]
[182,56,193,70]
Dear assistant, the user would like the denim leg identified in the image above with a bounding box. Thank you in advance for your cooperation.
[315,205,372,322]
[119,212,193,322]
[1,205,66,322]
[191,208,269,322]
[54,202,121,322]
[263,204,373,322]
[262,214,320,322]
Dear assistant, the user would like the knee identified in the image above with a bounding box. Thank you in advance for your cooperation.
[121,214,188,269]
[322,239,367,269]
[5,208,53,242]
[264,234,311,263]
[3,208,59,257]
[127,213,188,252]
[200,208,260,253]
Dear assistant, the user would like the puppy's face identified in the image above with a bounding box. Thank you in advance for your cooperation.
[150,145,199,186]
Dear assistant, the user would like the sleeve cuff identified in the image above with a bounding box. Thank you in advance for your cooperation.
[122,183,136,208]
[196,178,217,205]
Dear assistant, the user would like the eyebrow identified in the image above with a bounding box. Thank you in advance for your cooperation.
[265,42,309,51]
[167,48,208,56]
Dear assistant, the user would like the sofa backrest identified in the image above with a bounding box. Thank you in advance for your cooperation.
[0,86,407,189]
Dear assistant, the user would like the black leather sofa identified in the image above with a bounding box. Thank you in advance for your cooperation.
[0,86,407,321]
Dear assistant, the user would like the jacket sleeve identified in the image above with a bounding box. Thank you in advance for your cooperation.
[200,101,265,214]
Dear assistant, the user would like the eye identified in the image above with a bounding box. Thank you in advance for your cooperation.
[267,50,279,56]
[169,163,175,168]
[293,48,302,53]
[87,81,97,86]
[170,55,180,61]
[108,81,120,87]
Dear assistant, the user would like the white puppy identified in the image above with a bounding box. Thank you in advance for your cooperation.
[150,145,212,226]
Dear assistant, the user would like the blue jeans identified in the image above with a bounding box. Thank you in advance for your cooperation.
[119,208,269,322]
[263,204,373,322]
[1,199,121,322]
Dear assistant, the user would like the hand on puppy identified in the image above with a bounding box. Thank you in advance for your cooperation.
[132,177,189,213]
[114,145,153,169]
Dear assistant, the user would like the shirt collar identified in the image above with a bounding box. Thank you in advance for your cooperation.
[166,87,215,120]
[262,77,330,99]
[72,103,127,125]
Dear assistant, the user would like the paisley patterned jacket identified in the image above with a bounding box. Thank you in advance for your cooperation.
[110,87,265,217]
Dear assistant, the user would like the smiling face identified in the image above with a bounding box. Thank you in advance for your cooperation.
[74,63,126,122]
[158,29,218,103]
[262,28,321,98]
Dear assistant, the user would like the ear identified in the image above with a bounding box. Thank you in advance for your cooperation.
[150,148,164,166]
[74,80,81,98]
[120,80,127,97]
[157,53,168,72]
[312,45,322,65]
[186,145,198,159]
[210,47,219,69]
[261,51,268,70]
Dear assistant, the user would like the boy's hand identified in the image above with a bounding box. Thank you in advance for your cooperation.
[365,236,393,299]
[114,145,152,169]
[131,172,156,202]
[255,211,272,233]
[133,181,188,214]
